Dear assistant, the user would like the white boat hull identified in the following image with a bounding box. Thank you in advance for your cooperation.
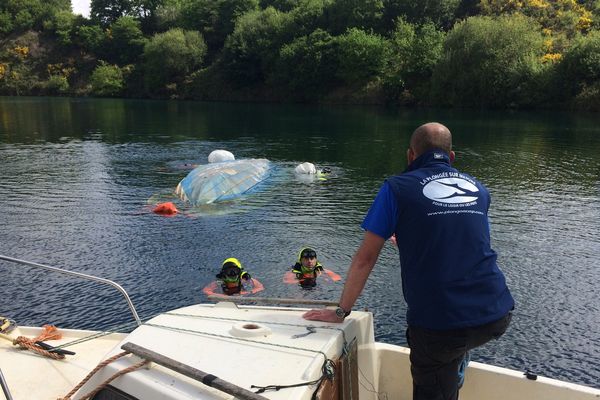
[1,303,599,400]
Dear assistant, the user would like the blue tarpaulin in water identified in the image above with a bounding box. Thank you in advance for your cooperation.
[175,159,271,205]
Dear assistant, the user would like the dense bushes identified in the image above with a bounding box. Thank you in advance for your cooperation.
[275,29,339,98]
[2,0,600,109]
[431,14,545,108]
[90,62,124,96]
[143,28,207,95]
[557,30,600,109]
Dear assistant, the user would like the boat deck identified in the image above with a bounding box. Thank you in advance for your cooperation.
[0,326,126,400]
[0,302,377,400]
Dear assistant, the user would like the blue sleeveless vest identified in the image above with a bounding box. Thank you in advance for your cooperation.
[386,150,514,329]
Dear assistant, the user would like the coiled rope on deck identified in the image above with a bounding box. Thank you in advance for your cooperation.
[0,324,65,360]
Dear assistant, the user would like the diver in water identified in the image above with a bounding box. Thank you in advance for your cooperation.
[216,258,252,295]
[291,248,324,287]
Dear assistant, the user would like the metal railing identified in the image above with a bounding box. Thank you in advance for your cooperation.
[0,254,141,326]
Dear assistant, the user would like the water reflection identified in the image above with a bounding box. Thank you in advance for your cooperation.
[0,97,599,389]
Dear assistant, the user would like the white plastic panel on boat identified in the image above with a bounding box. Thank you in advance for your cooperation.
[73,303,376,400]
[230,322,272,338]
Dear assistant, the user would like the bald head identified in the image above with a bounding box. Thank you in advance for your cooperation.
[406,122,454,165]
[409,122,452,158]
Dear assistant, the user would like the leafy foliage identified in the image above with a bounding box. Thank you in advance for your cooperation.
[90,61,124,95]
[325,0,384,35]
[557,30,600,102]
[0,0,70,35]
[275,28,339,97]
[75,24,106,53]
[382,0,461,31]
[43,10,75,45]
[334,28,390,85]
[143,28,207,94]
[221,7,288,85]
[45,74,70,93]
[431,14,545,108]
[179,0,258,56]
[1,0,600,108]
[384,18,445,102]
[106,16,146,64]
[91,0,134,26]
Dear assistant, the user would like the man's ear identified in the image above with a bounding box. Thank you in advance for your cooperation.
[406,148,414,164]
[449,151,455,163]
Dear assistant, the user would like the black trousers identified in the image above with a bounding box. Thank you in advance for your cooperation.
[407,312,512,400]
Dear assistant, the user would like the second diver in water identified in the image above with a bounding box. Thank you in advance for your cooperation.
[291,248,324,287]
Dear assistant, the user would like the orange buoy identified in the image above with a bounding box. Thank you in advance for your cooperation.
[153,202,179,216]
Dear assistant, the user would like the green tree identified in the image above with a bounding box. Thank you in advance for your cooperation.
[221,7,288,85]
[90,62,125,95]
[326,0,384,35]
[45,74,70,94]
[285,0,329,38]
[143,28,207,93]
[75,24,106,53]
[260,0,297,11]
[382,0,460,31]
[479,0,593,37]
[131,0,165,31]
[431,14,545,108]
[0,0,70,34]
[334,27,390,85]
[107,16,146,64]
[43,10,75,45]
[275,28,339,97]
[154,0,184,31]
[557,30,600,107]
[179,0,259,56]
[0,11,14,35]
[384,19,444,102]
[91,0,133,26]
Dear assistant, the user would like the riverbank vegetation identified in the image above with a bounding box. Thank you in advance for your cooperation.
[1,0,600,109]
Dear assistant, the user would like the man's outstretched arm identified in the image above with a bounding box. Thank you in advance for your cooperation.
[302,231,385,323]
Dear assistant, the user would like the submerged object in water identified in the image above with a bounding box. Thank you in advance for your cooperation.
[152,202,179,216]
[294,162,331,183]
[175,159,271,205]
[295,162,317,174]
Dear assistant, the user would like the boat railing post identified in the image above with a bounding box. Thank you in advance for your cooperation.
[0,255,142,326]
[0,368,14,400]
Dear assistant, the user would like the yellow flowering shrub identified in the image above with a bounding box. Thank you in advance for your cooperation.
[479,0,594,34]
[47,63,75,78]
[13,46,29,57]
[576,11,592,31]
[541,53,562,63]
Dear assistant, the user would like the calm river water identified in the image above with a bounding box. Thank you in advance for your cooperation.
[0,97,599,388]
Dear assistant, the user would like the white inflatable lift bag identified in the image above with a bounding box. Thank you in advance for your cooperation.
[294,162,317,174]
[208,149,235,163]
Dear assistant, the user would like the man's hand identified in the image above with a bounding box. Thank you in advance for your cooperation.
[302,309,343,323]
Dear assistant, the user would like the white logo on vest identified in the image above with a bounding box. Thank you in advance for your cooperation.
[422,178,479,204]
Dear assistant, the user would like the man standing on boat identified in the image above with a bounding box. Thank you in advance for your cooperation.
[303,122,514,400]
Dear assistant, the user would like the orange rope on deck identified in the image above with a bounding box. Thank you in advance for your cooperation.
[59,351,149,400]
[13,325,65,360]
